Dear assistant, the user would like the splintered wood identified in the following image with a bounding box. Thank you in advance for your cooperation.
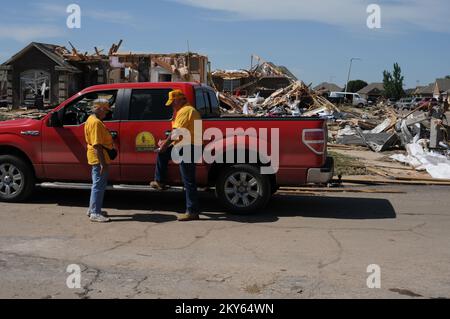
[219,81,340,117]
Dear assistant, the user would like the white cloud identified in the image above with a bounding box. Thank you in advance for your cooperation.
[176,0,450,33]
[0,25,63,43]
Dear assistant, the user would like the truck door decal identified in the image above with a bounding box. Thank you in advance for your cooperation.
[135,132,156,152]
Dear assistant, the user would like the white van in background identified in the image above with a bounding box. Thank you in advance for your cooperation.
[328,92,368,107]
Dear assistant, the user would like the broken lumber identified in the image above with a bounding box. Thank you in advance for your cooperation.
[366,167,391,178]
[279,187,405,194]
[393,176,450,183]
[336,176,450,186]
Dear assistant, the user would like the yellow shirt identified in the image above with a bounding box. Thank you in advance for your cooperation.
[171,105,202,145]
[84,115,113,165]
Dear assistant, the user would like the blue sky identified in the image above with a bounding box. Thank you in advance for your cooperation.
[0,0,449,88]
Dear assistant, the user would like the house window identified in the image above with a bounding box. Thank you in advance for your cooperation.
[189,57,200,72]
[0,70,7,101]
[223,79,241,92]
[20,70,50,107]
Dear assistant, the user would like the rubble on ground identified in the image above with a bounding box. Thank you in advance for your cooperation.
[0,109,50,120]
[390,137,450,179]
[329,102,450,180]
[217,81,450,180]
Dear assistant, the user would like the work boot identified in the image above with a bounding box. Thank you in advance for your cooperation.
[149,181,168,191]
[89,214,111,223]
[177,213,200,222]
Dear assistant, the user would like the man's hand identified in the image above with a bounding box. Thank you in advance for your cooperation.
[158,139,171,153]
[158,139,166,148]
[94,144,108,175]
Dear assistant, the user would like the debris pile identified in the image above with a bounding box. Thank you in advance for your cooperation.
[333,106,400,152]
[219,81,340,117]
[329,102,450,180]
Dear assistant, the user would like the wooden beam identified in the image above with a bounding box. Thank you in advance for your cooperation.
[279,187,406,194]
[337,176,450,186]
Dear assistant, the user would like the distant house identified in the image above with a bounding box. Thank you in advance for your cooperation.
[357,83,384,100]
[433,78,450,100]
[414,83,434,97]
[313,82,342,96]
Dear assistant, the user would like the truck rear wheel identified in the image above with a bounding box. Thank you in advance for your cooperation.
[0,155,35,202]
[215,165,271,214]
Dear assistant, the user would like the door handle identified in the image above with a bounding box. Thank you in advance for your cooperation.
[110,131,119,139]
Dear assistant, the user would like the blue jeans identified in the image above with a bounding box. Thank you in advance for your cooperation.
[155,145,199,214]
[89,165,108,215]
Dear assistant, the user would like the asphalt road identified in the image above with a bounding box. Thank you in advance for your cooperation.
[0,185,449,299]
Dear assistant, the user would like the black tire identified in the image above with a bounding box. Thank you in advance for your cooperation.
[215,164,271,214]
[0,155,35,202]
[271,185,279,195]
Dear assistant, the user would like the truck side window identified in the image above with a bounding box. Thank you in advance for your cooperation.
[195,88,208,118]
[128,89,173,121]
[208,90,220,117]
[203,91,211,116]
[62,90,117,126]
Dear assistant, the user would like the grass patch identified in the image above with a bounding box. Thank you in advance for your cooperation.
[0,114,8,121]
[329,151,368,176]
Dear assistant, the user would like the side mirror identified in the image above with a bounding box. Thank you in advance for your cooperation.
[48,112,63,128]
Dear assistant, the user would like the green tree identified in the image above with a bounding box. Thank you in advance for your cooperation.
[383,71,393,98]
[383,63,405,99]
[347,80,368,93]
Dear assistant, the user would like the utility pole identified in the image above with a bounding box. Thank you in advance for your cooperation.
[344,57,361,94]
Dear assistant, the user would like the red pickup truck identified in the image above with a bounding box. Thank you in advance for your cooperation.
[0,82,333,213]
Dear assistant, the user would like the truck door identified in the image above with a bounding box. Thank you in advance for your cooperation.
[42,89,122,182]
[119,88,178,183]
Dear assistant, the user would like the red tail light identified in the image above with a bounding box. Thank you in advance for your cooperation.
[302,129,325,155]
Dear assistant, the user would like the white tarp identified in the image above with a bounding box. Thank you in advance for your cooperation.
[390,138,450,179]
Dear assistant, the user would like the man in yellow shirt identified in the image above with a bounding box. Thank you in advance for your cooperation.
[150,90,202,221]
[85,99,114,223]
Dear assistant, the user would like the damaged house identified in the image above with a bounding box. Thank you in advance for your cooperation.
[109,52,209,84]
[211,56,297,98]
[0,41,209,109]
[0,42,82,109]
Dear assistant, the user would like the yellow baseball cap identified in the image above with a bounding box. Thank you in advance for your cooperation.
[165,89,186,106]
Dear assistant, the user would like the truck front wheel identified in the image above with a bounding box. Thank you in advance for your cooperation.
[0,155,35,202]
[215,165,271,214]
